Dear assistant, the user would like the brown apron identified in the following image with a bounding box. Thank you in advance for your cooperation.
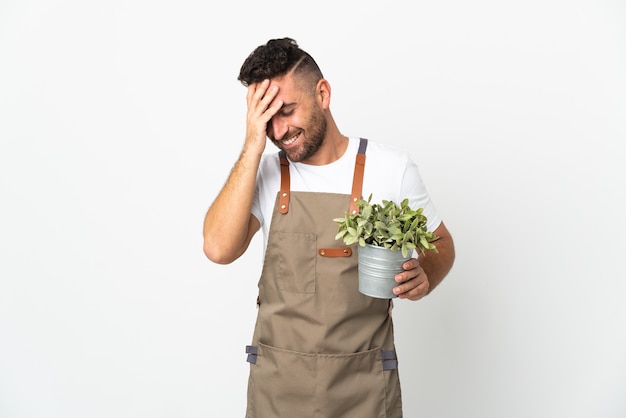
[245,138,403,418]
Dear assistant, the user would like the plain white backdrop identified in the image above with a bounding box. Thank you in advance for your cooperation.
[1,1,625,417]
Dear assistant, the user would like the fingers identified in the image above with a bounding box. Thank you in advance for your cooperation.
[244,80,282,153]
[247,79,281,121]
[393,258,429,301]
[394,277,429,301]
[246,80,283,152]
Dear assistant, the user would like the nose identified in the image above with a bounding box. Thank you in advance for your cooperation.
[269,116,289,141]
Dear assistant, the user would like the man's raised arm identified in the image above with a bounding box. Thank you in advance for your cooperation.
[203,80,282,264]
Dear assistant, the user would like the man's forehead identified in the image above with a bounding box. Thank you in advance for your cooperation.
[269,75,303,102]
[268,74,293,89]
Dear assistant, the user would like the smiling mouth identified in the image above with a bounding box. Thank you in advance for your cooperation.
[281,132,301,146]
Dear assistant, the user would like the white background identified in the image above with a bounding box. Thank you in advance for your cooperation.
[1,1,625,417]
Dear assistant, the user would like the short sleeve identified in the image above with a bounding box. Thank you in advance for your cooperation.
[250,181,264,228]
[400,158,442,233]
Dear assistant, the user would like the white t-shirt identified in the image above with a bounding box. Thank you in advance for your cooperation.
[251,137,442,253]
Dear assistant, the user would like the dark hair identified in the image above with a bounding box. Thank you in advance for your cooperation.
[237,37,324,90]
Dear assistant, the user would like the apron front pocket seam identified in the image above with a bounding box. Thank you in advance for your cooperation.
[276,231,317,294]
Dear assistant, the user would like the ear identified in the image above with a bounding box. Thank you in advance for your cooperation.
[316,79,331,110]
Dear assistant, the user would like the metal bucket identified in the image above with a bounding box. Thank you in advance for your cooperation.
[357,244,412,299]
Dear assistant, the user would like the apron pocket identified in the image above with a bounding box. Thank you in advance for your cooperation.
[248,344,400,418]
[276,231,316,294]
[317,348,388,418]
[248,343,316,418]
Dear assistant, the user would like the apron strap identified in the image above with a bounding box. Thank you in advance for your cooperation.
[277,138,368,216]
[381,349,398,371]
[246,345,258,364]
[278,151,290,214]
[349,137,368,215]
[318,247,352,257]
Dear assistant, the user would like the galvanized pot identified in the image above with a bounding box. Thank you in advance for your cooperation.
[357,244,412,299]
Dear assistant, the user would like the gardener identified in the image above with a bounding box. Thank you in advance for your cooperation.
[203,37,455,417]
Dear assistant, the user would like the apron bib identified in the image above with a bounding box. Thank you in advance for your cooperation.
[245,139,403,418]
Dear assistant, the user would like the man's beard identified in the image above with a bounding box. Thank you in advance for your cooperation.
[272,107,327,163]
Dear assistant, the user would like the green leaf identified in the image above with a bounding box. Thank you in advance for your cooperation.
[361,205,372,219]
[374,221,388,231]
[332,193,438,255]
[345,235,359,245]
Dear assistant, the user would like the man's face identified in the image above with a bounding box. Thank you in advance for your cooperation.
[266,75,327,163]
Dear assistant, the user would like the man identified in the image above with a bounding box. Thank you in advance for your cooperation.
[203,38,455,418]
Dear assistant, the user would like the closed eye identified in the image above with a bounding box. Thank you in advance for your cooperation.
[278,103,296,117]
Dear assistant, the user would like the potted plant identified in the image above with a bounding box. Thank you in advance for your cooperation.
[334,194,439,299]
